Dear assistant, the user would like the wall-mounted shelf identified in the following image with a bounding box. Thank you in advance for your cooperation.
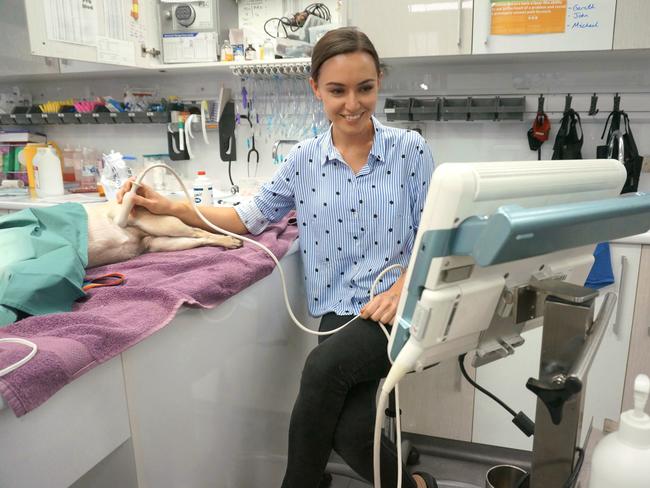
[0,111,171,126]
[384,96,525,122]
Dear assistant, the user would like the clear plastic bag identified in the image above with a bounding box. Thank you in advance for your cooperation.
[100,151,133,201]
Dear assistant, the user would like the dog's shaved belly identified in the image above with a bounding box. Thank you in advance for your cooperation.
[85,203,145,267]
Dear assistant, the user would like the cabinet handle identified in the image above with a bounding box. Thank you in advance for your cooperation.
[457,0,463,47]
[613,255,628,338]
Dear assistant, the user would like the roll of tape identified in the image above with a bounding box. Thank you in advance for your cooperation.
[1,179,24,188]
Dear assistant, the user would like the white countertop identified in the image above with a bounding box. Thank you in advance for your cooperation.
[0,193,106,210]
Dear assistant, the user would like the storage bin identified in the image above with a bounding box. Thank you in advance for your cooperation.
[384,98,412,121]
[497,97,526,121]
[411,98,441,121]
[442,98,469,121]
[469,97,498,121]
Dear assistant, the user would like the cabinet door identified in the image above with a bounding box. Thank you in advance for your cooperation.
[614,0,650,49]
[0,1,59,76]
[399,357,476,442]
[473,0,617,54]
[348,0,473,57]
[580,243,641,441]
[24,0,162,69]
[472,326,542,450]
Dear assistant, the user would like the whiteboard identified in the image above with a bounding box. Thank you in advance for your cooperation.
[473,0,617,54]
[25,0,161,68]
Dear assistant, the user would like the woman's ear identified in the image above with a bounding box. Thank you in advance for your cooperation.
[309,77,321,100]
[377,71,384,91]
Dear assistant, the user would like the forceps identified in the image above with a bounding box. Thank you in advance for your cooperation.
[247,134,260,177]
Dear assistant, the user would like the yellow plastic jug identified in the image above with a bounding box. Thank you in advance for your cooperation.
[18,141,62,190]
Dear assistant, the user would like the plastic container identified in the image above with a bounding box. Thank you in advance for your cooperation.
[79,147,98,188]
[18,143,44,189]
[384,98,411,121]
[100,151,133,201]
[72,145,83,182]
[229,28,245,62]
[193,170,213,206]
[233,44,245,62]
[262,38,275,60]
[62,144,76,182]
[589,374,650,487]
[33,145,64,197]
[221,40,234,62]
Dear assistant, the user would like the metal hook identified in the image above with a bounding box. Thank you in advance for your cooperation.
[588,93,599,116]
[564,94,572,112]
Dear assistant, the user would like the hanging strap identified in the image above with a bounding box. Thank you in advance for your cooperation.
[600,111,614,140]
[572,110,584,144]
[82,273,126,292]
[553,111,571,150]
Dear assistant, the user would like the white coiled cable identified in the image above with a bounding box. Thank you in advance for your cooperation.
[0,338,38,378]
[129,164,411,487]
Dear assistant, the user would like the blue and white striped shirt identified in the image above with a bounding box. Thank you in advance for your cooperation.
[235,117,435,317]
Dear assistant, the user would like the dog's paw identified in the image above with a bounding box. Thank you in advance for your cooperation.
[221,236,243,249]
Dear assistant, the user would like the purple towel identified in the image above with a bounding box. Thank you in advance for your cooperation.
[0,216,298,417]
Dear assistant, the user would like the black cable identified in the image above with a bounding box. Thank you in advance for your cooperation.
[458,353,516,416]
[263,3,331,38]
[458,354,535,437]
[510,446,584,488]
[227,158,235,187]
[563,447,585,488]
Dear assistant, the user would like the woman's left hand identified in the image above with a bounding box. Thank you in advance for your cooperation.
[359,275,406,325]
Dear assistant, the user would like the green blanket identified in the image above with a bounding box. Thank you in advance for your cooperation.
[0,203,88,327]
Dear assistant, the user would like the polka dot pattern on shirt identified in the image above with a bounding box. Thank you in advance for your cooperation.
[235,116,435,316]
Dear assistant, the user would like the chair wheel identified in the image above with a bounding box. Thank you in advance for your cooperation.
[407,446,420,466]
[319,473,333,488]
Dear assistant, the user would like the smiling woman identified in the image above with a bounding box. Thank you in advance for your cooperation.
[309,29,383,170]
[115,26,437,488]
[249,27,439,488]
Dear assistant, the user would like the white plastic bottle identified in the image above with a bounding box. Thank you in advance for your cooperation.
[193,170,213,206]
[33,145,64,197]
[589,374,650,487]
[262,38,275,60]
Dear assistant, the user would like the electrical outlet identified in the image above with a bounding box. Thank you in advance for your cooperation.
[642,156,650,173]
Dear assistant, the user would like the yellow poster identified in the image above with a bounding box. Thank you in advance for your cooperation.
[491,0,567,35]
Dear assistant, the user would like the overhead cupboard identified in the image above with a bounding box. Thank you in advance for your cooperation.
[347,0,650,59]
[8,0,649,78]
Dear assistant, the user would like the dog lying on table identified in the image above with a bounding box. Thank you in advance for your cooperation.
[84,201,242,268]
[0,200,242,326]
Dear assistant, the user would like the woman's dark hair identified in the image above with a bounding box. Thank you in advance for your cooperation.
[310,27,381,83]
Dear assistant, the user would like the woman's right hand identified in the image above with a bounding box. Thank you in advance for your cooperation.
[116,178,174,216]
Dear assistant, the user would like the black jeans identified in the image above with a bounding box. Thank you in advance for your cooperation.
[281,313,417,488]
